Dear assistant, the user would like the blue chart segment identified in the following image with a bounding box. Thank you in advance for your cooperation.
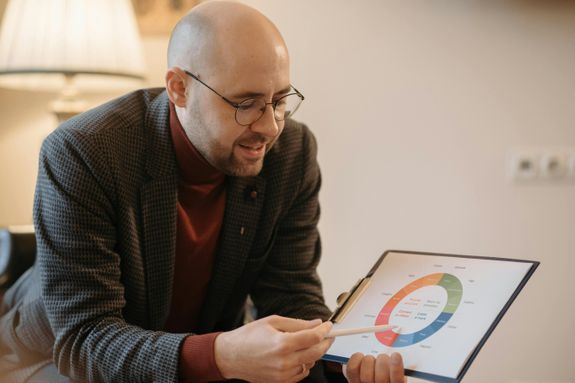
[375,273,463,347]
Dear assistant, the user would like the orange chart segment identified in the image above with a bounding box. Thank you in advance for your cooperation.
[375,273,463,347]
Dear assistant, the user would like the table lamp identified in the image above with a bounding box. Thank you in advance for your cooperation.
[0,0,146,122]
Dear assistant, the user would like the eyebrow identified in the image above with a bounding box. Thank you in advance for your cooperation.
[231,85,293,100]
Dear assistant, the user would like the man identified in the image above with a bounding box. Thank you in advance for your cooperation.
[0,2,406,382]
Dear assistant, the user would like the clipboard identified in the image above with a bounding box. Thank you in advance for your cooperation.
[323,250,539,383]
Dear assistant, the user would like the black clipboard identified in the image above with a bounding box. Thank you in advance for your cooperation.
[323,250,539,383]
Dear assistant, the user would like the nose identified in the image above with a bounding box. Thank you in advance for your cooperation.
[249,103,280,138]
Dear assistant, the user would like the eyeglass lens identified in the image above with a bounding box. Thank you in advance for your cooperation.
[235,93,303,126]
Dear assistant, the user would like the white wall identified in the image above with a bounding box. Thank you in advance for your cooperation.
[1,1,574,382]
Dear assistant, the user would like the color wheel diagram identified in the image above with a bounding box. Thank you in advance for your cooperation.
[375,273,463,347]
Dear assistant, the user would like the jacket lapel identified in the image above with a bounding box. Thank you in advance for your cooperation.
[197,175,266,332]
[139,91,178,330]
[138,90,268,331]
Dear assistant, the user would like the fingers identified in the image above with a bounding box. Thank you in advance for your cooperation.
[282,321,334,371]
[359,355,376,383]
[268,315,323,333]
[345,352,364,383]
[345,352,406,383]
[304,361,315,370]
[286,360,316,376]
[264,316,335,380]
[282,320,333,350]
[374,354,391,383]
[266,317,333,362]
[267,316,333,358]
[389,353,406,383]
[290,362,311,383]
[292,335,334,367]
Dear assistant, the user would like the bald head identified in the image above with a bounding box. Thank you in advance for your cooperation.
[167,1,288,78]
[164,2,295,177]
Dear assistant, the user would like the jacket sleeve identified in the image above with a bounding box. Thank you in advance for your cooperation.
[249,124,332,321]
[34,128,186,383]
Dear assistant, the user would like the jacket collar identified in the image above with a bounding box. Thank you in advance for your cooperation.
[143,90,177,180]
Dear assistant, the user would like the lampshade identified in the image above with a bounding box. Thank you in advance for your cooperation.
[0,0,146,92]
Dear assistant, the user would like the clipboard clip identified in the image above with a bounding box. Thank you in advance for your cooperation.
[329,276,372,323]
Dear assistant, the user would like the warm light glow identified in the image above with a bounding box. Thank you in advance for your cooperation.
[0,0,146,91]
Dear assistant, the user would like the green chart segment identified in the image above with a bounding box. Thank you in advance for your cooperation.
[375,273,463,347]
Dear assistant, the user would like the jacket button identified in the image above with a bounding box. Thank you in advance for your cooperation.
[250,190,258,199]
[240,226,245,235]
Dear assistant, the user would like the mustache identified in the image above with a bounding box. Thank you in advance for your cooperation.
[237,134,272,147]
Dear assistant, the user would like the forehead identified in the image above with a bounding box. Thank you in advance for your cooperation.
[205,32,290,96]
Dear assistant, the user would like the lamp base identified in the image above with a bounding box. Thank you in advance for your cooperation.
[50,73,87,123]
[51,98,87,124]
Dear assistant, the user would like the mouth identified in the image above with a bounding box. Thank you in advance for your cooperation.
[237,142,266,160]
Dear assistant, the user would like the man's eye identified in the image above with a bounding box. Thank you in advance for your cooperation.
[238,99,257,110]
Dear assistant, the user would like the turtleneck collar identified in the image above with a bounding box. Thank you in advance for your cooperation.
[169,101,225,185]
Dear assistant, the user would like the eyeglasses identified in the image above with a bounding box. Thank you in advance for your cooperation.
[183,69,304,126]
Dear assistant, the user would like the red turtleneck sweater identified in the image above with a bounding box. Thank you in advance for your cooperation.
[165,102,225,382]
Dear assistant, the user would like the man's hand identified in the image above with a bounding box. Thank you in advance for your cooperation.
[343,352,407,383]
[214,315,334,383]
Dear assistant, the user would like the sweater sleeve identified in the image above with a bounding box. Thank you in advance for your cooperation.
[179,332,224,382]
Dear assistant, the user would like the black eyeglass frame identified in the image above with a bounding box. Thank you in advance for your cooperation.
[182,69,305,126]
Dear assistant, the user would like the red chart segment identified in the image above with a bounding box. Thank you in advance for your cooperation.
[375,273,463,347]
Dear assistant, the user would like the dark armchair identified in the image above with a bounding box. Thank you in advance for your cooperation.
[0,226,36,300]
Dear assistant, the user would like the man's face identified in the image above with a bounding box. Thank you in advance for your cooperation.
[180,45,291,177]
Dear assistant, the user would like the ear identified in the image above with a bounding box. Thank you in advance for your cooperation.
[165,68,188,107]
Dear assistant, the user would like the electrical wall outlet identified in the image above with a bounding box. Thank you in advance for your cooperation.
[510,152,538,180]
[539,153,567,178]
[509,148,575,183]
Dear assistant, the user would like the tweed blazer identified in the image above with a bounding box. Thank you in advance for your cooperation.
[0,88,331,382]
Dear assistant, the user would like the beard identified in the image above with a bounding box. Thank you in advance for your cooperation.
[182,101,278,177]
[218,139,268,177]
[223,137,269,177]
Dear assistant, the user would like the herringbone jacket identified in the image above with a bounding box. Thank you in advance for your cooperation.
[0,88,331,382]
